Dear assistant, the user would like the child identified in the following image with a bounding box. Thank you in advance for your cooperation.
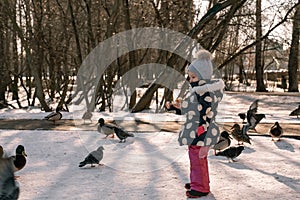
[178,49,224,198]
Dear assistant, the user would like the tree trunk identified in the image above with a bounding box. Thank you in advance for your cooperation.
[255,0,267,92]
[0,1,8,107]
[288,2,300,92]
[123,0,138,110]
[68,0,82,65]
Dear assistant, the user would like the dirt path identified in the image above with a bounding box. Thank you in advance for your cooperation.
[0,119,299,139]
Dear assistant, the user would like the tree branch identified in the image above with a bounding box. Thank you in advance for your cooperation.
[217,2,300,69]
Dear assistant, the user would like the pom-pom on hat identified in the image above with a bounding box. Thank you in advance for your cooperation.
[188,49,213,80]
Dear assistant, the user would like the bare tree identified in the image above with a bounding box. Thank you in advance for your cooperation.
[0,1,11,108]
[288,2,300,92]
[255,0,267,91]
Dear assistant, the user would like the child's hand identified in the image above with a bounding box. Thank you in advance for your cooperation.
[172,98,182,109]
[199,146,210,158]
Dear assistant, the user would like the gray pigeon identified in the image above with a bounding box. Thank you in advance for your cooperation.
[238,113,246,124]
[230,123,251,145]
[0,145,9,158]
[213,131,232,154]
[114,127,134,143]
[248,113,266,132]
[0,158,20,199]
[82,110,93,123]
[79,146,104,167]
[44,107,62,124]
[289,105,300,118]
[269,122,283,141]
[97,118,116,138]
[0,146,3,158]
[246,100,265,132]
[216,146,245,162]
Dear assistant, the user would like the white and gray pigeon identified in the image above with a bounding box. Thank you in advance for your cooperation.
[97,118,116,138]
[0,158,20,200]
[79,146,104,167]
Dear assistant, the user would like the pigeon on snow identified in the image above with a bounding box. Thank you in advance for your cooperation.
[79,146,104,167]
[238,113,246,124]
[246,99,265,132]
[0,158,20,200]
[216,146,245,162]
[44,107,62,124]
[82,110,93,123]
[230,123,251,145]
[97,118,116,138]
[289,105,300,118]
[213,131,232,154]
[269,122,283,141]
[0,145,9,159]
[9,145,27,173]
[0,145,3,158]
[98,118,134,142]
[114,127,134,143]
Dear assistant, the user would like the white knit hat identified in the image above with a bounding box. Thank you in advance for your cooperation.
[188,49,213,80]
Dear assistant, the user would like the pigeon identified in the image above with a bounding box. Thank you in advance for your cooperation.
[230,123,251,145]
[9,145,27,172]
[213,131,232,154]
[97,118,116,138]
[289,105,300,118]
[79,146,104,167]
[238,113,246,123]
[44,107,62,124]
[0,145,8,158]
[248,99,259,113]
[114,127,134,143]
[269,122,283,141]
[246,100,265,132]
[248,113,266,132]
[216,146,245,162]
[82,110,93,123]
[0,158,20,200]
[0,146,3,158]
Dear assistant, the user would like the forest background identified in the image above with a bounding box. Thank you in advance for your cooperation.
[0,0,299,114]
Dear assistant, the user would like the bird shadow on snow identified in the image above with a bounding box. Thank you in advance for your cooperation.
[219,160,253,171]
[242,145,256,154]
[210,155,253,171]
[256,169,300,192]
[274,139,295,152]
[111,139,135,151]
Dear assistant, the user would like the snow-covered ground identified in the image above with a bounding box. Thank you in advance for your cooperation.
[0,92,300,199]
[1,129,299,200]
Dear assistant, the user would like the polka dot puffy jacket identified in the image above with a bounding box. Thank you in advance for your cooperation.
[178,80,224,146]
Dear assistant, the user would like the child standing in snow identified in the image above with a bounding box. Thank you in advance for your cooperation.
[178,49,224,198]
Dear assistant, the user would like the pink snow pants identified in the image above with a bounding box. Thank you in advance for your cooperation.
[188,145,210,193]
